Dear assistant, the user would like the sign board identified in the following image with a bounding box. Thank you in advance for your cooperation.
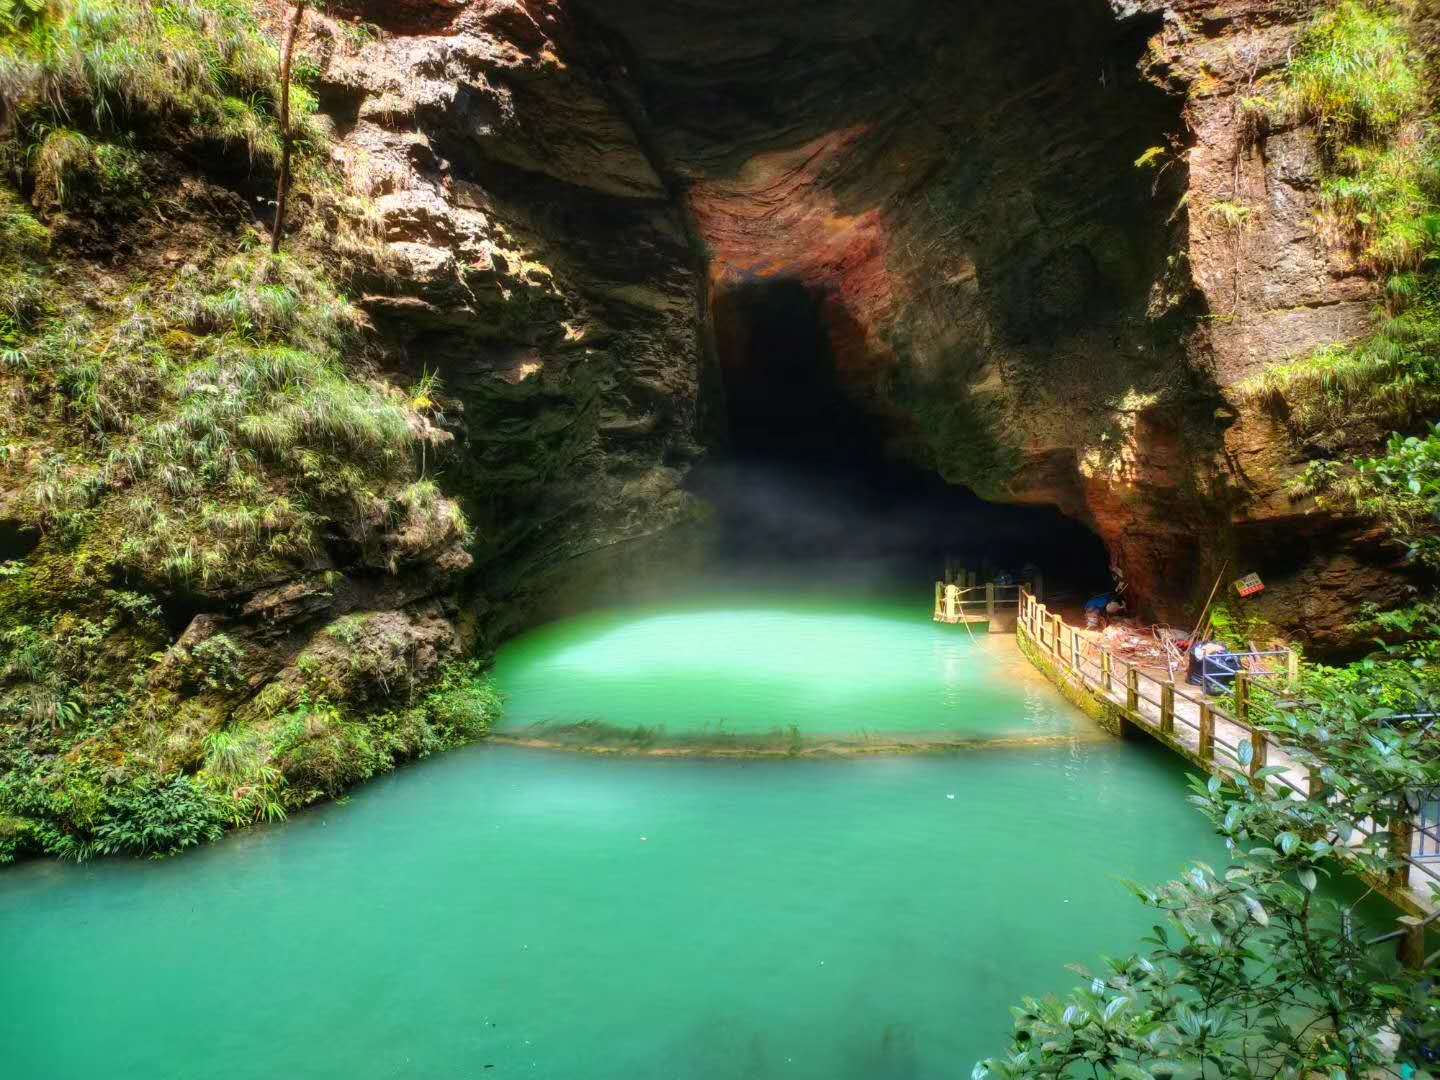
[1233,573,1265,598]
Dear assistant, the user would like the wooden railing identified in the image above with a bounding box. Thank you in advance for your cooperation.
[1017,589,1439,920]
[933,582,1022,624]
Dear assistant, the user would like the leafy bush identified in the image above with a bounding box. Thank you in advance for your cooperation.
[421,667,502,741]
[1355,422,1440,567]
[0,755,224,860]
[184,633,245,693]
[89,774,225,856]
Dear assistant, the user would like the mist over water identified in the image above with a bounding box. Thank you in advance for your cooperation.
[492,589,1085,748]
[699,274,1112,592]
[692,457,1109,589]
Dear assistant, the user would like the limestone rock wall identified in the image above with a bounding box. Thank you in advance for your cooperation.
[306,0,1412,653]
[310,0,711,640]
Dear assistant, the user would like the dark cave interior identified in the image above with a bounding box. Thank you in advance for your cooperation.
[693,278,1113,596]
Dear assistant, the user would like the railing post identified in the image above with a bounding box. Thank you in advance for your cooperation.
[1126,666,1139,714]
[1399,921,1426,970]
[1101,651,1112,693]
[1161,682,1175,735]
[1390,815,1415,891]
[1071,630,1081,671]
[1234,672,1250,724]
[1051,615,1063,658]
[1199,702,1214,763]
[1249,730,1267,787]
[934,581,943,620]
[1287,649,1300,689]
[985,583,995,620]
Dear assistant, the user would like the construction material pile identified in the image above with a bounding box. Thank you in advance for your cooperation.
[1102,620,1191,677]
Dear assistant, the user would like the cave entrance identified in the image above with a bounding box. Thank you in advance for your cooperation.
[695,277,1112,596]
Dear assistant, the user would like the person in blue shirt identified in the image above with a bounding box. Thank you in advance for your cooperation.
[1084,592,1126,630]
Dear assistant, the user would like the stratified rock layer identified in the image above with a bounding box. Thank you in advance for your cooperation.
[311,0,1413,650]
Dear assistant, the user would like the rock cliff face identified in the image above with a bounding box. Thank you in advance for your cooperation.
[310,0,712,639]
[0,0,1416,858]
[313,0,1408,650]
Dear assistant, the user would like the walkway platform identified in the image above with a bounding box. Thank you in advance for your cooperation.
[933,581,1020,632]
[1016,591,1438,924]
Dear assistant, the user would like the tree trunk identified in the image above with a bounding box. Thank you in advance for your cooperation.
[271,1,308,256]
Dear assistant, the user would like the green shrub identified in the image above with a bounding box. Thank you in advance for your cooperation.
[1253,0,1425,150]
[421,668,502,741]
[0,755,225,860]
[89,774,225,856]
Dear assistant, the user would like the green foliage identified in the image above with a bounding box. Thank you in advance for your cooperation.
[1241,0,1440,417]
[0,1,477,867]
[1241,283,1440,433]
[1206,601,1279,652]
[1240,2,1440,593]
[200,729,285,825]
[1354,423,1440,567]
[0,754,225,860]
[0,0,319,177]
[978,675,1440,1078]
[1260,0,1426,154]
[0,0,45,34]
[1134,146,1167,169]
[420,665,503,742]
[183,633,244,693]
[1,246,446,588]
[1205,199,1254,231]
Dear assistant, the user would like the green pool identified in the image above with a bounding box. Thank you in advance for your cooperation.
[0,589,1225,1080]
[492,591,1085,750]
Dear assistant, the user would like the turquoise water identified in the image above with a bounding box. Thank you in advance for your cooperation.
[493,592,1080,747]
[1,743,1215,1080]
[0,588,1228,1079]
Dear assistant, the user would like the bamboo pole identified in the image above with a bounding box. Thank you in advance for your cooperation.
[1188,559,1230,645]
[271,1,308,255]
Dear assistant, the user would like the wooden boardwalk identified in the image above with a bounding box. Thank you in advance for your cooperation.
[933,581,1021,630]
[1016,590,1439,923]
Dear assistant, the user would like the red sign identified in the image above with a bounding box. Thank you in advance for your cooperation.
[1234,573,1265,598]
